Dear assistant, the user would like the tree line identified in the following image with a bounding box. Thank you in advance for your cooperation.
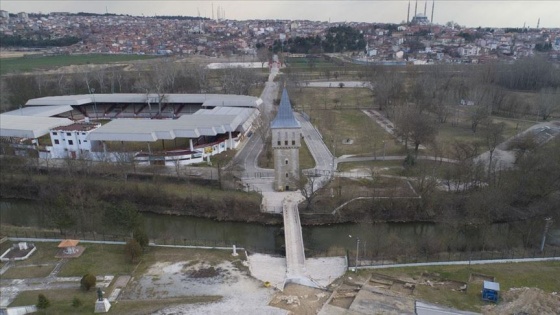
[270,25,366,54]
[0,34,81,48]
[0,58,267,112]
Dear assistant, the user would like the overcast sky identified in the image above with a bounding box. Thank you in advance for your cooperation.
[2,1,559,28]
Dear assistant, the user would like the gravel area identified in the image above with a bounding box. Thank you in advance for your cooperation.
[123,260,288,315]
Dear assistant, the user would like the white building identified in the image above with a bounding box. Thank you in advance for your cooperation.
[49,122,101,159]
[458,45,481,57]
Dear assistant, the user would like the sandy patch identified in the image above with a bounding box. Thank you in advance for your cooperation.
[483,287,560,315]
[123,260,287,315]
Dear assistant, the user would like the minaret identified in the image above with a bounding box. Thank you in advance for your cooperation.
[424,0,427,15]
[414,0,418,16]
[407,0,410,23]
[271,88,301,191]
[431,1,435,24]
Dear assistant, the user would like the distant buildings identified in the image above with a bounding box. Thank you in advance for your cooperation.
[0,9,558,63]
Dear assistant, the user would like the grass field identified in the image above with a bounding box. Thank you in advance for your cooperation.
[366,261,560,312]
[287,87,406,158]
[58,244,136,277]
[288,86,541,160]
[434,115,536,157]
[2,264,54,279]
[8,245,238,314]
[0,54,158,75]
[9,289,219,315]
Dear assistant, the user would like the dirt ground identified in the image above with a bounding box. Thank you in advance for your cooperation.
[0,51,43,58]
[121,260,288,315]
[142,262,560,315]
[482,288,560,315]
[269,284,330,315]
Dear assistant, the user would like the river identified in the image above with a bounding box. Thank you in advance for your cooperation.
[2,199,557,255]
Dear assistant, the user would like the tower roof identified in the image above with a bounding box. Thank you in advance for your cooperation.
[271,88,300,129]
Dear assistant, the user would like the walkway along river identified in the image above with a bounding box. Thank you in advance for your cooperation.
[1,199,558,260]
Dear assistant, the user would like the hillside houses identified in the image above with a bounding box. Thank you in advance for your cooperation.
[0,10,559,64]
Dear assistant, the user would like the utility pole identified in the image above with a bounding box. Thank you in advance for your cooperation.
[540,217,553,251]
[355,237,360,270]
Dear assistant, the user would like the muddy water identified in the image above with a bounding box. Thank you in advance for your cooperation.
[2,199,556,253]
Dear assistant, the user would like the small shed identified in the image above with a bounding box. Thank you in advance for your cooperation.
[58,239,80,254]
[482,281,500,302]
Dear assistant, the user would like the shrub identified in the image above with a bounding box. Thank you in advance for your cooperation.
[125,239,143,263]
[37,294,50,309]
[133,228,149,248]
[80,273,96,291]
[72,296,83,308]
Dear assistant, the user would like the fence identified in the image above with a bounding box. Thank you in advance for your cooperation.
[4,230,272,253]
[5,230,558,267]
[7,230,129,243]
[349,247,560,268]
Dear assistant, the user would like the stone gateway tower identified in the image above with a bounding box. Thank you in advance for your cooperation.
[271,88,301,191]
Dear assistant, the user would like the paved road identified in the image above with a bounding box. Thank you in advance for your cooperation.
[233,64,279,178]
[474,120,560,170]
[336,155,458,164]
[304,81,372,88]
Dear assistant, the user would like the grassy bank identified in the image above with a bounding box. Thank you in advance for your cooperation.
[0,54,158,75]
[364,261,560,312]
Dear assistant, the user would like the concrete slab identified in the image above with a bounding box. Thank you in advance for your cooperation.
[318,304,364,315]
[305,257,347,287]
[247,253,287,290]
[349,288,415,314]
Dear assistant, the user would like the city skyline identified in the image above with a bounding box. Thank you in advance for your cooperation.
[1,1,559,28]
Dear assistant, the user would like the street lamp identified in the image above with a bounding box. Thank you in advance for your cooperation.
[382,140,386,160]
[89,88,98,120]
[349,235,360,271]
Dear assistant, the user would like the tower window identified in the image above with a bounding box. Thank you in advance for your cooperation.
[285,159,289,165]
[286,173,289,178]
[277,141,281,145]
[292,140,296,145]
[285,140,288,145]
[68,140,73,145]
[54,139,59,145]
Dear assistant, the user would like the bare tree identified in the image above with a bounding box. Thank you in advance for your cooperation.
[538,88,560,121]
[469,105,490,133]
[298,170,319,210]
[256,46,271,68]
[371,70,405,117]
[220,67,259,95]
[409,113,438,154]
[481,121,505,177]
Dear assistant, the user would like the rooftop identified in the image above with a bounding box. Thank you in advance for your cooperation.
[52,122,101,132]
[271,88,300,129]
[25,93,262,108]
[0,115,74,138]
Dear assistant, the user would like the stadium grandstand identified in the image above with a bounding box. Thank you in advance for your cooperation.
[0,93,262,165]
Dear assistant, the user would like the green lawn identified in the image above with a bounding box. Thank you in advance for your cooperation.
[428,115,535,158]
[337,160,405,174]
[0,54,158,75]
[9,288,219,315]
[1,264,54,279]
[365,261,560,312]
[58,244,136,277]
